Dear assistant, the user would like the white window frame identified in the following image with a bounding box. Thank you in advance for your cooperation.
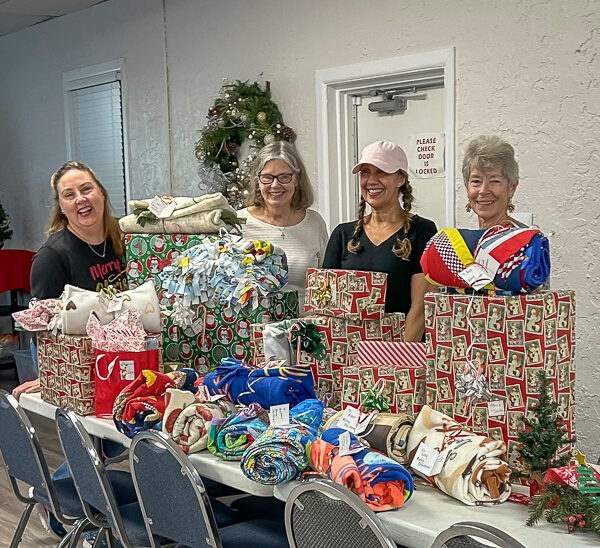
[63,59,130,216]
[315,48,456,230]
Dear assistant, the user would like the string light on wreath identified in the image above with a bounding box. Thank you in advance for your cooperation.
[194,80,296,209]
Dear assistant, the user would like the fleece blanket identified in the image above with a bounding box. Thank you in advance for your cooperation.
[203,358,315,410]
[407,405,511,505]
[306,428,414,511]
[421,226,550,293]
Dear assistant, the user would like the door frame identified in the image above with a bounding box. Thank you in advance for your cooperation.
[315,48,455,230]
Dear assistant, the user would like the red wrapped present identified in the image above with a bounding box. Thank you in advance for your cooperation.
[251,312,405,409]
[424,291,576,468]
[304,268,387,320]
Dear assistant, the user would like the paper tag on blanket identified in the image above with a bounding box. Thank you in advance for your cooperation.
[488,399,505,417]
[106,296,124,313]
[149,196,176,218]
[338,430,365,456]
[458,263,494,290]
[430,448,449,476]
[476,247,501,278]
[338,406,361,433]
[411,442,442,476]
[197,385,210,402]
[270,403,292,428]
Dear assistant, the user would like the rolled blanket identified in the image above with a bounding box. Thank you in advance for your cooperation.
[307,428,413,511]
[325,411,414,465]
[119,209,234,235]
[113,369,193,438]
[421,226,550,293]
[407,405,511,505]
[207,403,270,460]
[128,194,231,217]
[203,358,316,409]
[241,426,310,485]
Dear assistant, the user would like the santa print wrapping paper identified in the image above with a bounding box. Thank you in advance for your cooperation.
[251,313,405,410]
[37,331,95,416]
[424,291,576,468]
[351,341,427,416]
[125,233,299,372]
[304,268,387,320]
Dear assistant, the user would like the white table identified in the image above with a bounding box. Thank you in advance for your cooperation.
[19,393,274,498]
[274,480,600,548]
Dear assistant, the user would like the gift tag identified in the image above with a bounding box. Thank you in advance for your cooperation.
[197,385,210,401]
[457,263,493,290]
[107,296,124,313]
[338,405,360,433]
[475,247,501,278]
[488,399,505,417]
[98,291,111,311]
[190,316,204,335]
[270,403,291,427]
[411,442,440,476]
[354,410,376,436]
[149,196,176,218]
[430,448,449,476]
[119,360,135,381]
[338,430,351,455]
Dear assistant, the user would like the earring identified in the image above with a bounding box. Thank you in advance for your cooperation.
[465,203,472,213]
[508,198,515,213]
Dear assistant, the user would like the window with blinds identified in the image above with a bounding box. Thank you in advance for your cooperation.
[64,63,128,217]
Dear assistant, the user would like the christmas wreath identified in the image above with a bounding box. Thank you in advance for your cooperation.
[194,80,295,208]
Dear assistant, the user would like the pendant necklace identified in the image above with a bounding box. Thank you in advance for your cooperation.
[87,239,107,258]
[265,209,291,240]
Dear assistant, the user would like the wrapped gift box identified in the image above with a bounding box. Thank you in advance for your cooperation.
[37,331,95,415]
[304,268,387,320]
[353,341,427,416]
[424,291,576,466]
[125,232,299,372]
[251,313,405,409]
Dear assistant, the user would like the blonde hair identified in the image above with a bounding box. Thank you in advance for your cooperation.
[347,169,414,260]
[49,161,125,257]
[245,141,314,209]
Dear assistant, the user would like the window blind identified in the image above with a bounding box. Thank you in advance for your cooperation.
[67,80,127,217]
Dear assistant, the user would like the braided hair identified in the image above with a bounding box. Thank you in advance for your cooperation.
[347,169,414,260]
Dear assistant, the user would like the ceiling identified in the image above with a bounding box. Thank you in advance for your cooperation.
[0,0,107,38]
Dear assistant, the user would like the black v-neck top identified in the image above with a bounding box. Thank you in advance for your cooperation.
[322,215,437,314]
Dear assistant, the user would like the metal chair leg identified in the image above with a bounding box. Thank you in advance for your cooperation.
[9,503,35,548]
[64,517,89,548]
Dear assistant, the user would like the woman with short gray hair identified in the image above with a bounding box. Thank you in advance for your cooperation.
[463,135,522,229]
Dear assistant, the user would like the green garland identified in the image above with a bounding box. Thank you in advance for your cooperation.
[194,80,295,201]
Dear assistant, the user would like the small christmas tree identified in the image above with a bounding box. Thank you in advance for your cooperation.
[512,370,575,483]
[0,201,13,246]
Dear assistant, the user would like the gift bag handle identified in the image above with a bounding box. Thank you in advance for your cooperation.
[95,353,119,381]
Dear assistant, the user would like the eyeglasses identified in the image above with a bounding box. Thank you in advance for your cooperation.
[258,173,294,185]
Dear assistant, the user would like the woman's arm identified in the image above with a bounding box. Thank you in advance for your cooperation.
[404,273,434,342]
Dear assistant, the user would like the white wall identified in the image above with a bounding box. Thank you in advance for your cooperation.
[0,0,598,457]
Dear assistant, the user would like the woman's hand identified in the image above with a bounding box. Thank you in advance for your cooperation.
[12,378,41,401]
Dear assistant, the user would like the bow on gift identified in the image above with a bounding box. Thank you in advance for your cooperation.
[289,322,327,361]
[454,360,492,414]
[360,378,390,414]
[313,279,332,308]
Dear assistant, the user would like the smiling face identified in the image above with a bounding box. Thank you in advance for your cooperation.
[56,169,105,236]
[358,164,404,210]
[467,166,517,228]
[258,159,296,211]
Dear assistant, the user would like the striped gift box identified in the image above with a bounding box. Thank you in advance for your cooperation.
[358,341,426,367]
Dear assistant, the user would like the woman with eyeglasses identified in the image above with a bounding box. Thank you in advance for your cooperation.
[237,141,328,311]
[323,140,437,341]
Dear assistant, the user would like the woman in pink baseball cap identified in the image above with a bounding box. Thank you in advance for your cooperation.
[323,140,437,341]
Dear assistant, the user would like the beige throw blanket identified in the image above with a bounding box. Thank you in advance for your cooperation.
[407,405,511,505]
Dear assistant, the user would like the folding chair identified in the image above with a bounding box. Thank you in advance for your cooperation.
[0,389,87,548]
[284,477,396,548]
[130,430,289,548]
[55,408,165,548]
[431,522,527,548]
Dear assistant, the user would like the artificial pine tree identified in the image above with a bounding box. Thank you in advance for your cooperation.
[512,369,575,484]
[0,201,12,246]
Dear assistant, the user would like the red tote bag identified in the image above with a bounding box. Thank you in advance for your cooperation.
[94,349,160,418]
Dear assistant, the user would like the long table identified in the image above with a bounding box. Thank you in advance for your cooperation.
[19,393,274,498]
[20,393,599,547]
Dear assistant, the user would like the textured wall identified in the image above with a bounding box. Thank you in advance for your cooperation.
[0,0,598,457]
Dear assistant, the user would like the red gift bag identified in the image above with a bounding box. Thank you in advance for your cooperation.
[94,349,160,418]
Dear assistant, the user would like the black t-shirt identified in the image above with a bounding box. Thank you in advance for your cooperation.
[30,229,127,299]
[322,215,437,314]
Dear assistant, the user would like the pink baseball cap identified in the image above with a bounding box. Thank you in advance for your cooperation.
[352,140,408,174]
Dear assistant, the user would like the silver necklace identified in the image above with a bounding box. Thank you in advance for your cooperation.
[87,240,107,258]
[264,210,291,240]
